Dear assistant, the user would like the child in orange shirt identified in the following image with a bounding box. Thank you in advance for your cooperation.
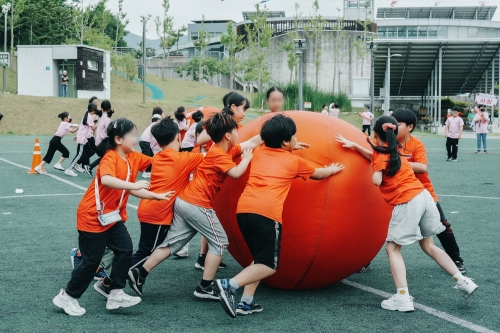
[53,118,173,316]
[128,112,264,299]
[214,114,345,318]
[368,116,477,312]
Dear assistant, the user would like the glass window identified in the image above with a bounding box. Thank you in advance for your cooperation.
[190,32,199,41]
[387,26,397,38]
[428,26,438,38]
[408,26,417,39]
[467,27,478,39]
[437,26,448,38]
[457,27,467,38]
[87,60,98,71]
[418,26,428,38]
[397,26,407,39]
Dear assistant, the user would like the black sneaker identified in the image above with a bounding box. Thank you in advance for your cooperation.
[451,158,458,162]
[84,165,93,177]
[236,301,263,316]
[357,262,371,273]
[484,150,488,154]
[446,157,452,161]
[455,261,467,275]
[127,268,145,296]
[194,255,228,271]
[475,151,480,154]
[214,278,237,318]
[194,283,219,300]
[93,279,111,298]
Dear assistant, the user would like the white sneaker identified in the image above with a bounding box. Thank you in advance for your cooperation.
[455,277,478,298]
[381,294,415,312]
[174,243,189,258]
[65,169,78,177]
[34,165,48,174]
[74,164,84,173]
[142,172,150,179]
[54,163,65,171]
[106,289,141,310]
[53,289,86,316]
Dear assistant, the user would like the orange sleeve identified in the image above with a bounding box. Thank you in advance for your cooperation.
[296,157,317,180]
[229,144,242,160]
[186,153,204,171]
[411,141,428,165]
[99,152,117,178]
[371,151,387,172]
[134,151,152,172]
[215,152,238,174]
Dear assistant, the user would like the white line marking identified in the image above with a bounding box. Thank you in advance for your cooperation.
[0,151,32,154]
[0,193,84,199]
[342,280,498,333]
[438,194,500,200]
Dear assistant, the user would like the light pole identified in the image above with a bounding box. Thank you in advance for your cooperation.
[141,15,151,106]
[2,3,11,94]
[294,39,306,110]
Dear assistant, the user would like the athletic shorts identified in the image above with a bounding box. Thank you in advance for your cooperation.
[387,190,445,245]
[237,213,282,270]
[156,197,229,256]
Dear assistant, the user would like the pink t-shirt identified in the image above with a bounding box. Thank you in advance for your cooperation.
[181,122,198,148]
[140,122,160,152]
[474,112,489,134]
[54,121,72,138]
[361,111,373,125]
[95,113,111,146]
[445,116,464,138]
[321,109,328,115]
[174,118,189,131]
[330,108,340,118]
[76,113,94,145]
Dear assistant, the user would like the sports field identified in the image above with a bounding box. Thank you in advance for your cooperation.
[0,134,499,333]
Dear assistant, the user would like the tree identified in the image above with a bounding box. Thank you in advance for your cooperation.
[220,21,243,90]
[175,57,212,82]
[305,0,326,90]
[244,4,272,92]
[154,0,175,80]
[8,0,26,68]
[193,16,210,84]
[114,0,128,52]
[329,9,351,93]
[173,25,187,55]
[122,53,137,84]
[280,2,301,83]
[353,0,374,77]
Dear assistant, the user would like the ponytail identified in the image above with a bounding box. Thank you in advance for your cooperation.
[96,118,136,157]
[222,91,246,116]
[58,112,69,120]
[368,116,402,177]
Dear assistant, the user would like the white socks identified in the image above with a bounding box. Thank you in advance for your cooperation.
[453,272,464,283]
[241,295,254,304]
[397,287,410,298]
[229,278,239,290]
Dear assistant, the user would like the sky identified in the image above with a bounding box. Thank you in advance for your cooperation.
[88,0,500,39]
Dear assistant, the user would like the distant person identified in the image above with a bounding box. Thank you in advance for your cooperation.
[139,111,163,179]
[61,71,69,98]
[266,87,285,113]
[181,110,204,152]
[467,107,475,131]
[88,100,115,174]
[359,105,374,136]
[444,106,464,162]
[474,105,489,154]
[174,106,190,139]
[330,103,340,118]
[388,108,394,116]
[321,104,329,115]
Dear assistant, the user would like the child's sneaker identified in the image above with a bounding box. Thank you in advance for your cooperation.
[83,165,93,177]
[214,278,237,318]
[53,289,86,316]
[94,267,108,280]
[53,163,65,171]
[65,169,78,177]
[195,254,228,270]
[455,261,467,275]
[174,243,189,258]
[94,279,111,298]
[34,165,47,174]
[381,294,415,312]
[194,283,219,300]
[455,277,478,298]
[106,289,141,310]
[74,164,84,173]
[70,248,81,268]
[127,268,145,296]
[236,301,263,316]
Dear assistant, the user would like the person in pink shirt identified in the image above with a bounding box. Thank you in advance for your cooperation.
[474,105,489,154]
[35,112,78,174]
[174,106,189,132]
[330,103,340,118]
[359,105,374,136]
[139,108,163,178]
[181,110,204,152]
[444,106,464,162]
[88,100,115,173]
[66,104,97,177]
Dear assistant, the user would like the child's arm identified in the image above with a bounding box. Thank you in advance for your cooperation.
[129,189,175,201]
[226,149,253,179]
[372,171,382,186]
[70,127,79,133]
[409,162,427,174]
[310,162,344,180]
[335,134,372,161]
[459,124,463,139]
[444,123,448,137]
[196,129,212,146]
[101,175,151,191]
[240,134,263,151]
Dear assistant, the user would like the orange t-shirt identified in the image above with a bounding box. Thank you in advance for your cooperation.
[371,149,424,206]
[137,149,204,225]
[77,150,152,233]
[236,146,316,223]
[398,136,439,202]
[180,144,242,208]
[194,123,243,153]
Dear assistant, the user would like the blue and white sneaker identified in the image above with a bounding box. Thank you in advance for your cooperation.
[236,301,263,316]
[214,278,237,318]
[93,279,111,298]
[70,248,81,269]
[94,267,108,281]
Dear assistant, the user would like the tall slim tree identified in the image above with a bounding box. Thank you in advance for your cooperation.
[329,10,351,93]
[220,21,243,90]
[280,2,301,83]
[114,0,128,52]
[305,0,326,90]
[193,16,209,84]
[155,0,175,80]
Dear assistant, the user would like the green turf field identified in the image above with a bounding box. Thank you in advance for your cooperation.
[0,133,499,333]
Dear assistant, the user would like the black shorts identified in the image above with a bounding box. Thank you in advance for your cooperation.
[237,213,282,270]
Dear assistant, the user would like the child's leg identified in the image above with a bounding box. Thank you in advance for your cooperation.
[41,143,57,166]
[483,134,487,151]
[57,157,66,165]
[434,202,463,263]
[234,263,275,293]
[68,144,84,170]
[200,237,208,255]
[100,248,114,272]
[445,137,452,158]
[105,222,134,291]
[419,237,459,276]
[453,139,459,158]
[476,134,481,151]
[386,241,407,288]
[130,222,169,269]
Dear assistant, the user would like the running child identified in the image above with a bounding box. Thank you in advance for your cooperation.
[53,118,174,316]
[88,100,114,174]
[266,87,284,113]
[359,105,374,136]
[215,114,345,318]
[127,112,263,299]
[366,116,477,312]
[35,112,78,174]
[139,108,163,178]
[181,110,204,152]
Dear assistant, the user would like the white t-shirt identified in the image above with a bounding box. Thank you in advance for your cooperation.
[330,108,340,118]
[321,109,328,115]
[361,111,374,125]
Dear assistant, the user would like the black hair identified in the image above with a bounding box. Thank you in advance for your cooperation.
[205,112,238,143]
[191,110,204,123]
[58,112,70,120]
[334,103,340,108]
[95,110,103,118]
[478,104,485,109]
[88,96,98,104]
[266,87,284,100]
[96,118,136,157]
[261,114,297,149]
[451,106,462,112]
[392,108,417,133]
[152,107,163,116]
[322,104,327,109]
[195,120,205,138]
[368,116,402,177]
[101,100,112,112]
[87,103,97,113]
[365,105,370,110]
[244,98,251,110]
[222,92,246,116]
[389,108,394,111]
[175,106,186,121]
[151,116,180,147]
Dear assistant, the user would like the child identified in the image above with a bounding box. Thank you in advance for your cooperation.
[65,103,97,177]
[321,104,329,115]
[88,100,115,175]
[444,106,464,161]
[336,109,468,274]
[369,116,477,312]
[53,118,174,316]
[127,112,262,299]
[330,103,340,118]
[266,87,284,113]
[181,110,204,152]
[174,106,190,134]
[215,115,344,318]
[359,105,374,136]
[35,112,78,174]
[474,105,488,153]
[139,108,163,178]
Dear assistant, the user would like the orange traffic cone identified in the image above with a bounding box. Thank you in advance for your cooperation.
[28,138,43,174]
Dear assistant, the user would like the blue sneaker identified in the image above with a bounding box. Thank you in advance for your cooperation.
[93,279,111,298]
[70,248,81,269]
[236,301,263,316]
[214,279,237,318]
[94,267,108,281]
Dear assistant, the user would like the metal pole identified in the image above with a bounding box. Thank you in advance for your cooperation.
[430,69,434,124]
[3,10,7,93]
[438,45,442,126]
[298,52,303,111]
[385,46,390,115]
[370,49,374,115]
[491,58,495,126]
[142,17,147,105]
[434,60,438,125]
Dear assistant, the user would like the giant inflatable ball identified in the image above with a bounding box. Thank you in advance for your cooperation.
[213,111,393,290]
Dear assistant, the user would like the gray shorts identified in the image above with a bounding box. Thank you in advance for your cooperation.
[387,190,445,246]
[156,197,229,256]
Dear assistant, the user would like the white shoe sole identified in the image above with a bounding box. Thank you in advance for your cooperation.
[174,252,189,258]
[54,165,65,171]
[236,308,264,316]
[194,262,205,271]
[193,290,219,300]
[93,282,109,299]
[106,297,141,310]
[53,294,86,316]
[214,280,236,318]
[460,285,478,299]
[381,301,414,312]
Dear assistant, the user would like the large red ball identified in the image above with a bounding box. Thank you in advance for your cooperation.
[213,111,392,290]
